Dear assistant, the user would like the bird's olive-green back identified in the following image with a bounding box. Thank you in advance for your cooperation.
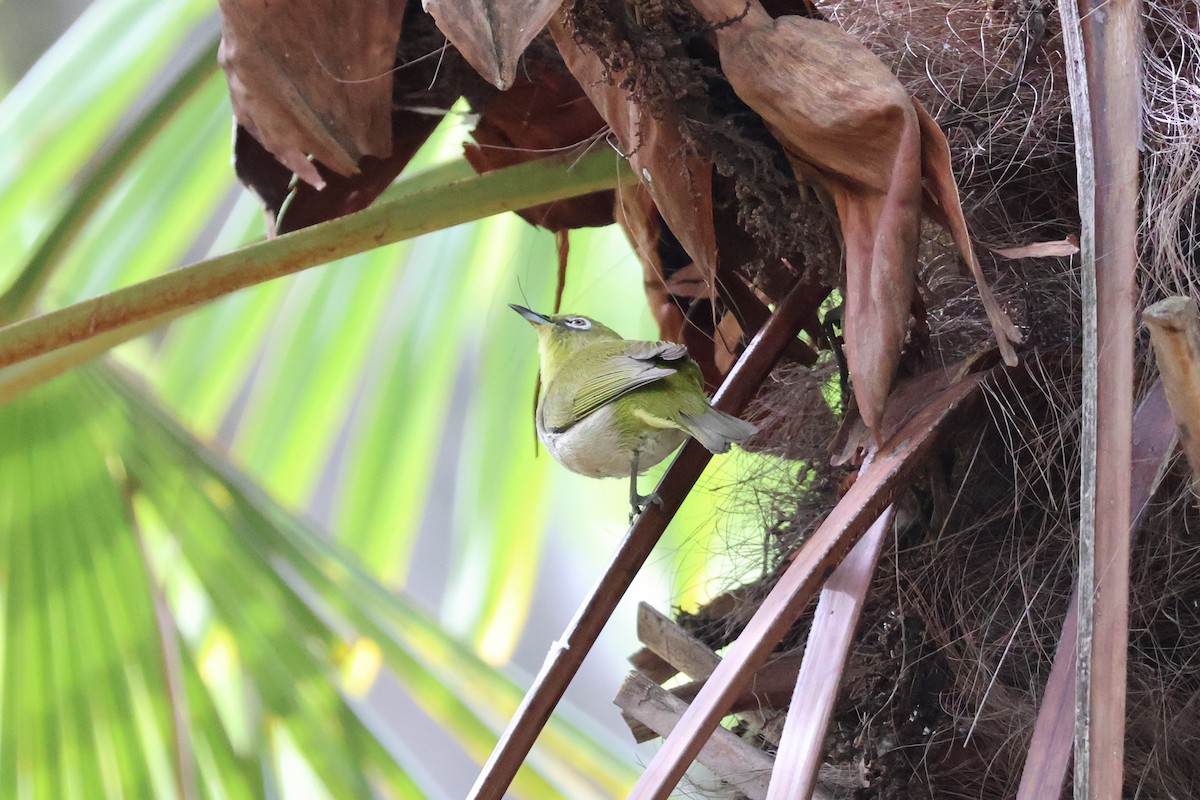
[538,339,709,433]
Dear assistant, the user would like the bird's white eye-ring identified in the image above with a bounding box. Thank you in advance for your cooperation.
[564,317,592,330]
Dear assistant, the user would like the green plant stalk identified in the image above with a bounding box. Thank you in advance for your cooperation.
[0,38,222,325]
[0,151,636,395]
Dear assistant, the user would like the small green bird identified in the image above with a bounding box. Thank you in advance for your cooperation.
[511,305,758,517]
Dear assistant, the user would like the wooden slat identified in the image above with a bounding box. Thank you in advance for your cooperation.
[636,602,722,680]
[1058,1,1143,796]
[1017,381,1178,798]
[626,603,794,745]
[614,672,782,800]
[766,505,893,799]
[628,647,679,684]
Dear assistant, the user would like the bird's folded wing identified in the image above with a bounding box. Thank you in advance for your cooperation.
[541,341,686,432]
[623,341,689,362]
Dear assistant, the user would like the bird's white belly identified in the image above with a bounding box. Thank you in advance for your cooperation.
[539,405,687,479]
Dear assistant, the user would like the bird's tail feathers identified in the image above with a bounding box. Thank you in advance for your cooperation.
[679,408,757,454]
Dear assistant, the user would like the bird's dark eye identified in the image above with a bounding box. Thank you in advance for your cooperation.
[565,317,592,330]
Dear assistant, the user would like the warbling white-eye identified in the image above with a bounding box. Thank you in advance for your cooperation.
[511,305,758,517]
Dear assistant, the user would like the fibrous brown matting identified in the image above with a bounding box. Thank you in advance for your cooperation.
[672,2,1200,797]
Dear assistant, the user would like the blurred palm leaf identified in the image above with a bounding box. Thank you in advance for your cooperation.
[0,0,764,796]
[0,0,214,272]
[2,364,634,798]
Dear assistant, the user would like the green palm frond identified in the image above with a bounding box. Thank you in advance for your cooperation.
[0,0,765,796]
[3,364,639,798]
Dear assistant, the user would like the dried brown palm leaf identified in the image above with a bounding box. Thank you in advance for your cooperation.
[690,0,1020,436]
[463,46,615,230]
[691,0,922,435]
[988,237,1081,260]
[615,185,690,341]
[224,3,475,234]
[424,0,563,90]
[218,0,406,189]
[549,9,720,295]
[913,100,1023,360]
[613,172,729,386]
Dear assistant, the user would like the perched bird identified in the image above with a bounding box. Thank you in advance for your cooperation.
[511,305,757,517]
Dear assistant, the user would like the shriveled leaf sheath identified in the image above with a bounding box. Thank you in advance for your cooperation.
[218,0,406,187]
[424,0,563,90]
[700,1,923,434]
[550,11,720,294]
[913,101,1022,361]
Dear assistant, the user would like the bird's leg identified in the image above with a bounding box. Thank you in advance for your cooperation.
[628,448,664,521]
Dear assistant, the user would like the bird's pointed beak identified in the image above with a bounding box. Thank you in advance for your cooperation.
[509,304,551,325]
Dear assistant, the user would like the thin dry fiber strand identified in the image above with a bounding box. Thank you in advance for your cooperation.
[820,0,1080,247]
[1139,1,1200,302]
[676,1,1200,797]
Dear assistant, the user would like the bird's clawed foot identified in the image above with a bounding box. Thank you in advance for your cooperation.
[628,449,664,521]
[628,491,665,522]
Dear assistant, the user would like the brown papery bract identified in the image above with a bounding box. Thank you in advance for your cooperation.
[218,0,406,189]
[230,9,481,235]
[549,9,721,301]
[615,185,689,341]
[425,0,563,90]
[463,47,616,231]
[913,100,1023,361]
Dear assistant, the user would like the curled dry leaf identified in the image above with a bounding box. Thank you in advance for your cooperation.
[713,310,744,375]
[693,0,1021,435]
[232,9,477,235]
[424,0,563,90]
[912,100,1022,362]
[549,9,719,295]
[662,262,712,302]
[617,185,688,342]
[464,45,614,231]
[236,111,444,235]
[614,185,727,388]
[694,0,921,434]
[218,0,407,189]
